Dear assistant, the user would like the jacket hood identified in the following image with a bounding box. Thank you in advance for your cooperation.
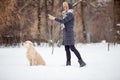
[68,3,73,9]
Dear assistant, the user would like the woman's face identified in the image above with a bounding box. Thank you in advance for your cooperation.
[63,5,67,11]
[63,2,68,11]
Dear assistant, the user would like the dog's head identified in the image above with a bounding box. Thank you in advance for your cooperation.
[24,41,33,49]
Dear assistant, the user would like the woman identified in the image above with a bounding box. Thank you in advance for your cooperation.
[48,2,86,67]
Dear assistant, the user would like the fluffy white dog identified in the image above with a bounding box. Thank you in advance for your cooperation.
[24,41,46,66]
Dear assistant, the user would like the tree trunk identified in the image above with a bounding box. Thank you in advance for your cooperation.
[37,0,41,45]
[81,1,86,40]
[44,0,49,41]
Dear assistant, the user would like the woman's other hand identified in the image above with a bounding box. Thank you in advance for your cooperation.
[48,14,55,20]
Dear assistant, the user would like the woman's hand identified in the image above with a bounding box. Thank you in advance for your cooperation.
[48,14,55,20]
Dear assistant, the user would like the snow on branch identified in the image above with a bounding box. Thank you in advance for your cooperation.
[116,24,120,27]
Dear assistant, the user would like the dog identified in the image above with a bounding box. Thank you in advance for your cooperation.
[24,40,46,66]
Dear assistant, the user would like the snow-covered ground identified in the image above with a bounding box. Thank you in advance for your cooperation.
[0,43,120,80]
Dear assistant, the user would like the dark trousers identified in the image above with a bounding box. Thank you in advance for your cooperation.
[64,45,82,62]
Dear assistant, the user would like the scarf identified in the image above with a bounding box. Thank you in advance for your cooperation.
[61,9,74,30]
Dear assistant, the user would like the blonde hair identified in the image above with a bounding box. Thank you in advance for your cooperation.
[63,2,69,10]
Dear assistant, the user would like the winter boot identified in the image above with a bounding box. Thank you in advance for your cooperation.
[78,60,86,67]
[66,61,71,66]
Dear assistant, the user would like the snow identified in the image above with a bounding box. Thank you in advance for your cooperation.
[117,24,120,27]
[0,43,120,80]
[97,0,111,2]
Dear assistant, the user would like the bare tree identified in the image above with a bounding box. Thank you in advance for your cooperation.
[37,0,41,45]
[44,0,49,41]
[81,0,86,40]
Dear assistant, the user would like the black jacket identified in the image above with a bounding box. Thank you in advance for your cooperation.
[55,12,75,45]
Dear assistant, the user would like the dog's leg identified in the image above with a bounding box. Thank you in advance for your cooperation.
[30,59,32,66]
[34,59,37,65]
[31,59,34,66]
